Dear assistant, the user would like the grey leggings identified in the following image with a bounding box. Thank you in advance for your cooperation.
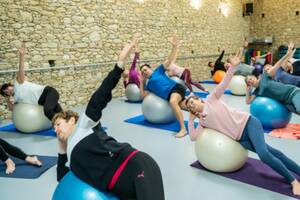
[239,116,300,183]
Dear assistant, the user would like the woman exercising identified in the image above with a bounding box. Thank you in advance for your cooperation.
[245,43,300,114]
[0,42,62,121]
[0,138,42,174]
[186,51,300,196]
[53,36,164,200]
[166,62,208,94]
[122,34,141,88]
[140,36,187,138]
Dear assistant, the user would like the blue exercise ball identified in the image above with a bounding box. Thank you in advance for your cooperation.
[52,172,119,200]
[250,97,292,129]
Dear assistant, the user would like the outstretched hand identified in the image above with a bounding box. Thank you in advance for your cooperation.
[168,35,181,46]
[287,42,294,53]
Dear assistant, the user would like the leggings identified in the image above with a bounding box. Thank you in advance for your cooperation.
[239,116,300,183]
[124,52,140,88]
[110,151,164,200]
[0,138,27,162]
[180,69,206,92]
[38,86,62,120]
[291,91,300,114]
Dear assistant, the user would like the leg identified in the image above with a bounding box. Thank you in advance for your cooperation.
[111,152,164,200]
[242,116,296,183]
[267,145,300,176]
[86,41,135,122]
[291,91,300,114]
[41,87,62,120]
[0,138,27,160]
[191,81,207,92]
[169,92,186,138]
[181,69,193,93]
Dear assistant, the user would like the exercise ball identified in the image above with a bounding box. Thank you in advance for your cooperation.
[52,171,119,200]
[228,75,247,96]
[250,97,292,129]
[195,128,248,173]
[170,76,187,90]
[213,70,226,83]
[12,103,51,133]
[142,93,176,124]
[125,83,142,102]
[254,63,264,74]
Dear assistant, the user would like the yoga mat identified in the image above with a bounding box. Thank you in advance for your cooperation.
[191,157,300,199]
[125,99,142,104]
[0,123,56,137]
[124,115,197,133]
[199,80,217,84]
[0,155,58,179]
[0,123,107,137]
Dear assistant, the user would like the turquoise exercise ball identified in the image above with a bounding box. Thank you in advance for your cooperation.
[250,97,292,129]
[52,172,119,200]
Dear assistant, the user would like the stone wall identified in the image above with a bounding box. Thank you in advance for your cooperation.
[249,0,300,59]
[0,0,249,120]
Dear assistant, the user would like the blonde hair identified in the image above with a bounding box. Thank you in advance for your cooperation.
[52,110,79,126]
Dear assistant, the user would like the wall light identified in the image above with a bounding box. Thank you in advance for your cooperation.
[218,0,230,17]
[190,0,202,10]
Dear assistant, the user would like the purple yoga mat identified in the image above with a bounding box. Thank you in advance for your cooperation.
[191,157,300,199]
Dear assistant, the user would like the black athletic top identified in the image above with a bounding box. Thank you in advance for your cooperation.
[57,65,135,191]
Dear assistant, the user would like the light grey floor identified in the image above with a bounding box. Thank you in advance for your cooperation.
[0,83,300,200]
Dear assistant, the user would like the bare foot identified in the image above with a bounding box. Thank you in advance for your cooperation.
[5,158,15,174]
[25,156,42,167]
[292,180,300,196]
[175,129,187,138]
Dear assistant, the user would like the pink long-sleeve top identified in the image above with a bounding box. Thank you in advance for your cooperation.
[167,63,185,77]
[188,66,250,141]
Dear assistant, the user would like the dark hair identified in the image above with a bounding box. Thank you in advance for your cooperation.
[139,63,151,71]
[52,110,79,126]
[185,95,200,107]
[0,83,13,97]
[208,61,213,67]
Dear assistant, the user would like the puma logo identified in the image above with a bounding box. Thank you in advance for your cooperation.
[137,171,145,178]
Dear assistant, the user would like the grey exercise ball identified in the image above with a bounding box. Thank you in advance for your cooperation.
[170,76,187,90]
[125,83,142,102]
[228,75,247,96]
[12,103,52,133]
[195,128,248,173]
[142,93,176,124]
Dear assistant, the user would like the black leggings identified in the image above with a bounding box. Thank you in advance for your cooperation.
[38,86,62,120]
[110,151,164,200]
[0,138,27,162]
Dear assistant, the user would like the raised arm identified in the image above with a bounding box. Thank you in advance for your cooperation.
[16,42,26,84]
[210,52,241,99]
[268,42,294,78]
[245,85,256,104]
[130,35,140,71]
[216,50,225,64]
[85,38,136,122]
[188,113,203,141]
[163,36,180,69]
[56,139,69,181]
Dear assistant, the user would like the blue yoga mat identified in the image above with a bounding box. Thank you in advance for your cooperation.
[0,155,57,179]
[0,123,108,137]
[125,115,272,135]
[199,79,217,84]
[0,123,56,137]
[125,99,142,104]
[124,115,198,133]
[186,90,233,98]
